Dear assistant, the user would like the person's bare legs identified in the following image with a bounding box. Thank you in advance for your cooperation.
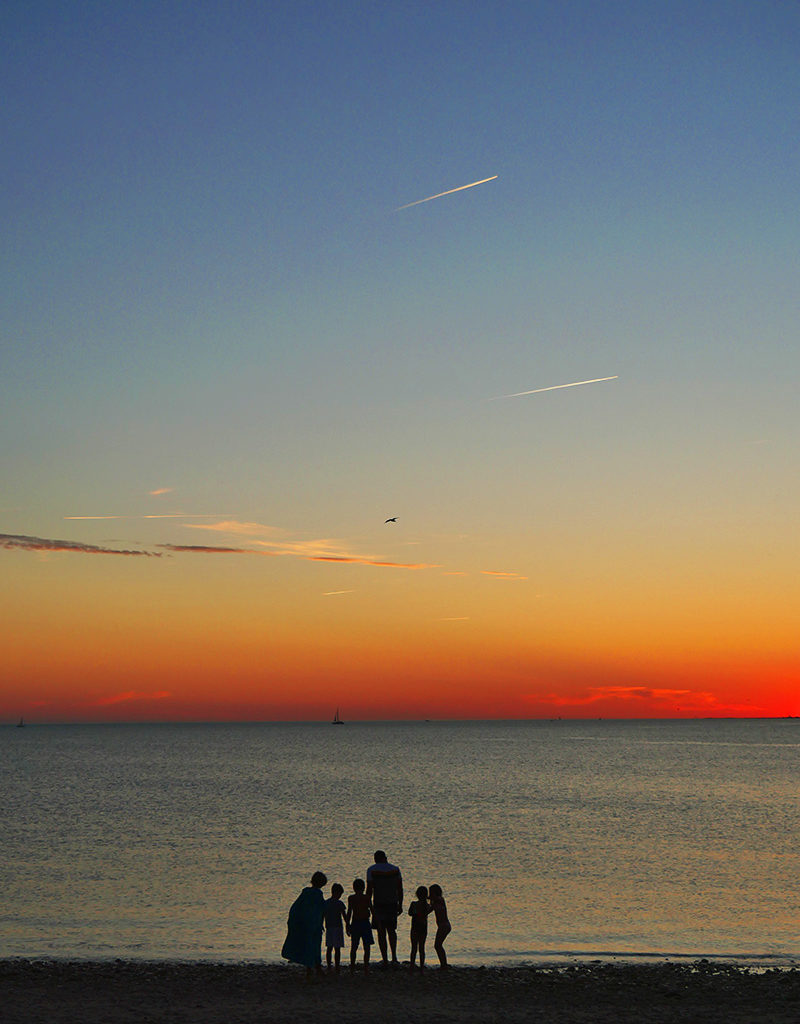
[434,925,450,968]
[387,925,399,963]
[375,922,388,963]
[410,935,418,968]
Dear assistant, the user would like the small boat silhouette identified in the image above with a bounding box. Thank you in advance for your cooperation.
[332,708,344,725]
[16,716,24,728]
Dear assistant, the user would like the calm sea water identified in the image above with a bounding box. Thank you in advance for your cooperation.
[1,720,798,965]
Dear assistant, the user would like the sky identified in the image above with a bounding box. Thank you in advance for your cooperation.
[2,0,799,722]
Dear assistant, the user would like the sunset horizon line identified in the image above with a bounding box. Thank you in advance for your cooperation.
[7,714,796,726]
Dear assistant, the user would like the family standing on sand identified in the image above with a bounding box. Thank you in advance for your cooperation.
[281,850,451,975]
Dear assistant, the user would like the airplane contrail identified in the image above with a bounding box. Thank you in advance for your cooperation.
[396,175,498,211]
[491,376,618,400]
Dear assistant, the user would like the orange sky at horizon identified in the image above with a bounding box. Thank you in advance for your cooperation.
[3,543,797,724]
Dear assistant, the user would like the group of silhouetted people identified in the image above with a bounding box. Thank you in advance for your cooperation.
[281,850,451,975]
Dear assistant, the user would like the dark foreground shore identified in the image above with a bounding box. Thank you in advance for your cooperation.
[2,959,798,1024]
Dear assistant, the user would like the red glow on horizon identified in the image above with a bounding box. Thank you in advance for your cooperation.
[5,688,795,725]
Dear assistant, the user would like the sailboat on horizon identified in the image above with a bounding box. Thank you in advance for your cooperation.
[331,708,344,725]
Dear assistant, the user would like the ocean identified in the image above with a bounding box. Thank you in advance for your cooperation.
[2,719,798,965]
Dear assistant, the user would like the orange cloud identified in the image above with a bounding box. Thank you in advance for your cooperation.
[149,487,173,496]
[481,570,527,580]
[308,555,440,569]
[524,685,768,716]
[184,520,285,537]
[186,520,439,569]
[254,538,360,558]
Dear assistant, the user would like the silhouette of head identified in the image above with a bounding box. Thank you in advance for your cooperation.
[416,885,428,900]
[429,883,442,899]
[311,871,327,888]
[353,878,365,892]
[374,850,387,863]
[331,882,344,898]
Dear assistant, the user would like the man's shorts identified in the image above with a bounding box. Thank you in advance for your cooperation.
[372,903,398,930]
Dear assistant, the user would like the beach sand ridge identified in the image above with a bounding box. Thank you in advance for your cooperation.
[2,959,798,1023]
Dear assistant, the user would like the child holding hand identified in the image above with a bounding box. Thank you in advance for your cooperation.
[323,883,347,972]
[345,878,374,971]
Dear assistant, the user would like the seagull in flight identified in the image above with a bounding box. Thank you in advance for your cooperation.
[384,517,398,524]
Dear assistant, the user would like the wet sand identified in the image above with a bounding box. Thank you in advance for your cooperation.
[2,958,798,1023]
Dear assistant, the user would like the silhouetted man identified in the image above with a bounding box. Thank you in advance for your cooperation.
[366,849,403,965]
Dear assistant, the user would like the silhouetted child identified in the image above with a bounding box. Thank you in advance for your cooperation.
[345,878,374,971]
[408,885,432,968]
[428,884,451,968]
[323,883,347,971]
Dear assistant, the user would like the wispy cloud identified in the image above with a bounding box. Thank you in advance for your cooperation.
[65,514,229,520]
[397,175,498,211]
[195,526,379,560]
[309,555,439,570]
[149,487,173,496]
[546,686,697,706]
[93,690,172,706]
[0,533,160,557]
[187,520,439,569]
[323,590,355,596]
[6,522,514,577]
[438,616,470,621]
[491,376,619,400]
[159,544,258,554]
[4,519,444,573]
[184,520,286,537]
[524,685,766,715]
[253,537,349,558]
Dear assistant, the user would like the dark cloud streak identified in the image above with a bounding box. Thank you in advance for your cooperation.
[0,533,160,556]
[158,544,252,554]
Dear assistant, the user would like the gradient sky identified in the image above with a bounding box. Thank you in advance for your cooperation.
[3,0,799,721]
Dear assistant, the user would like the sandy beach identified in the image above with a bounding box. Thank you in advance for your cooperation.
[2,959,798,1024]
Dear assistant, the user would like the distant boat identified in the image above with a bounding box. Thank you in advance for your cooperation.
[16,716,24,728]
[332,708,344,725]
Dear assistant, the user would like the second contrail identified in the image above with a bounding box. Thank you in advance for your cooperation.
[396,175,498,211]
[492,376,619,399]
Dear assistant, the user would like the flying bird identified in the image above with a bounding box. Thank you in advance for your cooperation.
[384,517,398,524]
